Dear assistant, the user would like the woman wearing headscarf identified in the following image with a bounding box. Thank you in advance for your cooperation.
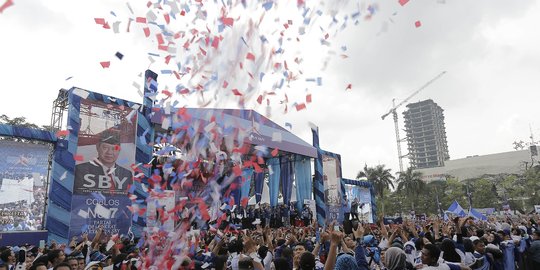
[383,247,407,270]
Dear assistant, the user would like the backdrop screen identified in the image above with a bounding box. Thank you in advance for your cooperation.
[0,140,50,231]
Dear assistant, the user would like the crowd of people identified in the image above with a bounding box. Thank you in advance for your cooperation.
[3,211,540,270]
[217,203,314,229]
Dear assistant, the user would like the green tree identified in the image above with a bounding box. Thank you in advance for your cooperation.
[0,114,40,129]
[396,167,425,211]
[356,164,395,216]
[466,178,499,209]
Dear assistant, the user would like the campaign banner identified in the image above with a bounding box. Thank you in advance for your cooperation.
[322,154,341,222]
[73,98,136,196]
[68,194,132,237]
[0,140,50,231]
[69,97,137,239]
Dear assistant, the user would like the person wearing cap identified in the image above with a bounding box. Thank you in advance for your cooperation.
[74,129,132,194]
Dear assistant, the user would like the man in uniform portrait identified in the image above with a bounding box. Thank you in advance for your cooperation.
[74,129,132,195]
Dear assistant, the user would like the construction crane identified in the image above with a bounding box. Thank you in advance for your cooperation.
[381,71,447,173]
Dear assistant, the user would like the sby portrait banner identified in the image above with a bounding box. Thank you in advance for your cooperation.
[68,97,137,238]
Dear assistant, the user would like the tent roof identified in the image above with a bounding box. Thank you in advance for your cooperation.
[151,108,317,158]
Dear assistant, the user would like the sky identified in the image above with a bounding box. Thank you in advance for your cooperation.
[1,0,540,180]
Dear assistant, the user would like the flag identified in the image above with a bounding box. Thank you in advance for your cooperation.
[446,200,466,217]
[469,208,487,221]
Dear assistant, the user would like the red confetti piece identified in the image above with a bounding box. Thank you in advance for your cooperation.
[232,89,243,96]
[164,55,172,64]
[222,17,234,26]
[306,94,312,103]
[94,18,106,25]
[156,34,164,45]
[415,20,422,28]
[399,0,409,6]
[199,46,207,56]
[162,90,173,97]
[179,88,190,94]
[136,17,147,23]
[223,81,229,88]
[212,37,220,49]
[271,148,279,157]
[346,84,352,90]
[246,52,255,61]
[256,95,263,104]
[295,103,306,111]
[324,33,329,39]
[102,23,110,29]
[180,10,185,16]
[73,154,84,161]
[0,0,13,13]
[143,27,150,37]
[56,130,69,137]
[100,61,110,68]
[164,13,170,24]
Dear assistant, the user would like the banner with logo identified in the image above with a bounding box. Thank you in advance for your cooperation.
[68,97,137,239]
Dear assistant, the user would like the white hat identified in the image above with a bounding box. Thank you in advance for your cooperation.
[469,236,480,242]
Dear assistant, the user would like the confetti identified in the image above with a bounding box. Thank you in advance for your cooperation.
[346,84,352,90]
[415,20,422,28]
[115,52,124,60]
[100,61,110,68]
[0,0,13,13]
[398,0,409,6]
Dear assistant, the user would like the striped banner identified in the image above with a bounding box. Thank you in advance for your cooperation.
[311,127,326,226]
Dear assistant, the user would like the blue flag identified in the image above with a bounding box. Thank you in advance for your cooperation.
[446,200,467,217]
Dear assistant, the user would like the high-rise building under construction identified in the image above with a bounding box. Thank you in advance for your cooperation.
[403,99,449,168]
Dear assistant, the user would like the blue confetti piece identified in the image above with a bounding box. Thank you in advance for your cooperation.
[278,78,284,89]
[317,77,322,86]
[148,52,160,57]
[306,78,316,82]
[285,122,292,129]
[259,72,265,82]
[115,52,124,60]
[183,4,190,13]
[302,7,310,17]
[341,46,347,51]
[316,10,323,16]
[110,11,117,17]
[351,11,360,19]
[161,70,173,74]
[262,1,273,10]
[303,17,311,25]
[260,35,268,43]
[275,48,283,54]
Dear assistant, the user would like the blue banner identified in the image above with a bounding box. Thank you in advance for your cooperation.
[69,195,132,237]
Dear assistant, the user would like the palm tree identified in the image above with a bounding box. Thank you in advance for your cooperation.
[356,164,395,215]
[396,167,425,211]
